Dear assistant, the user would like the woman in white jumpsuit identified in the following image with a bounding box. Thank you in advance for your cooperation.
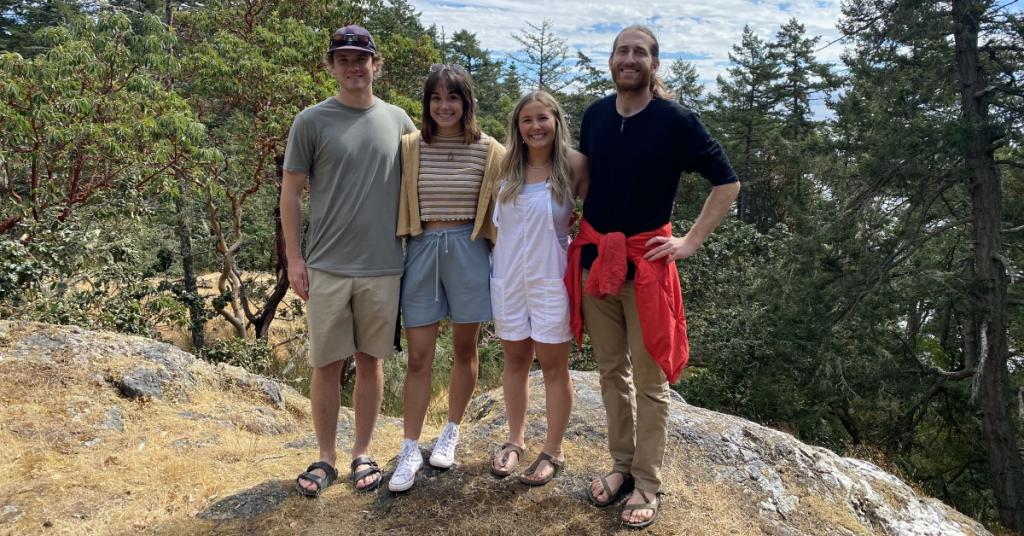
[489,91,588,485]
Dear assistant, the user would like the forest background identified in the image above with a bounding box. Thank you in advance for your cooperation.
[1,0,1022,532]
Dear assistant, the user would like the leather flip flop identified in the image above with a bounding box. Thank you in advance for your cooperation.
[518,451,565,486]
[490,442,524,477]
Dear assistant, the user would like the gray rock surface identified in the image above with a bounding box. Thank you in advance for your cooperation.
[0,504,23,524]
[465,370,990,536]
[118,367,166,399]
[197,480,291,520]
[99,406,125,432]
[217,362,285,408]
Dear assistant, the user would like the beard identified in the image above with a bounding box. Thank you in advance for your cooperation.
[611,64,653,93]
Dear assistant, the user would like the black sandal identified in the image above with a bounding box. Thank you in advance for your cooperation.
[295,461,338,497]
[490,442,524,478]
[350,456,382,492]
[517,451,565,486]
[587,471,634,507]
[621,490,661,530]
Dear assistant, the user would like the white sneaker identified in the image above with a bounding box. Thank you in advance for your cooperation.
[388,443,422,492]
[429,422,460,469]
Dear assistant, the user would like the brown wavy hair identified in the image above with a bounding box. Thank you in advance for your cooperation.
[420,64,481,145]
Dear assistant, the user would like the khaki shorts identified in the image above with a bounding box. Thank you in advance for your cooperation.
[306,268,401,368]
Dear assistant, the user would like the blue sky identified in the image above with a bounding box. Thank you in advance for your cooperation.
[408,0,850,90]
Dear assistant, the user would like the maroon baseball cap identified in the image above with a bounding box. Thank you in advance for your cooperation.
[327,25,378,55]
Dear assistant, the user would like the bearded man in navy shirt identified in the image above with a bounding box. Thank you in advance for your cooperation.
[567,25,741,530]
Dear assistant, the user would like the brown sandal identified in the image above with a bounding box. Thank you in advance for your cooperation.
[490,442,524,477]
[587,471,634,507]
[621,490,661,530]
[518,451,565,486]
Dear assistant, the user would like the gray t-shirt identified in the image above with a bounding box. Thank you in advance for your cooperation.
[283,97,415,276]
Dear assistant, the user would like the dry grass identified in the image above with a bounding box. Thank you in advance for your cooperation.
[798,495,874,536]
[0,320,783,536]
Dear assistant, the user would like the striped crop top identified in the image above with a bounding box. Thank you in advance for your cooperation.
[417,133,491,222]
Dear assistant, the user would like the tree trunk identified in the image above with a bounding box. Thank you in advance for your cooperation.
[163,4,204,351]
[952,0,1024,530]
[252,156,289,341]
[174,176,205,352]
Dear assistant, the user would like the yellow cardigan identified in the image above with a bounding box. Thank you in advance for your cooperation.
[396,130,507,243]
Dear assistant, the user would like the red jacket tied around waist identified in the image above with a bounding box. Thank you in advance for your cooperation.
[565,218,689,383]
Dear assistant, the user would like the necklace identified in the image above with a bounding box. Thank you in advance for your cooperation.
[527,161,551,169]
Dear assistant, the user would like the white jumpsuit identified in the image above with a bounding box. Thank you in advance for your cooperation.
[490,180,573,344]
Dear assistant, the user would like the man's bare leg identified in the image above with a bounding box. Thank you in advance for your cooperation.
[352,351,384,489]
[297,359,344,492]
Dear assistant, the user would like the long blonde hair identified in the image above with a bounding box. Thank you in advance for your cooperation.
[498,91,573,205]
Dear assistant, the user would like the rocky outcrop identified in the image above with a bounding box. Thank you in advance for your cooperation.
[0,321,990,535]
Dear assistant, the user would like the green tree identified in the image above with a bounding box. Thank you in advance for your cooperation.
[833,0,1024,528]
[0,0,82,55]
[665,59,704,112]
[0,12,215,335]
[175,3,329,340]
[0,13,212,236]
[768,18,837,217]
[512,19,572,93]
[560,50,611,142]
[447,29,508,138]
[705,25,784,231]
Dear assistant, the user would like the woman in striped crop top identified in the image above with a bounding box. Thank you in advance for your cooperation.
[390,63,506,492]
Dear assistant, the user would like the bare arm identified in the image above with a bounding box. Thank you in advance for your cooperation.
[280,170,309,301]
[644,181,741,262]
[569,150,590,200]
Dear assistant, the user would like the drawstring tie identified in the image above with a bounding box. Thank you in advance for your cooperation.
[433,231,450,301]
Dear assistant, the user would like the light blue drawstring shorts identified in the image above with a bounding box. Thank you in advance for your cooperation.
[401,223,492,327]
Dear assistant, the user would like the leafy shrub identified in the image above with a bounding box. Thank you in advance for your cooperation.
[201,337,273,375]
[0,236,43,308]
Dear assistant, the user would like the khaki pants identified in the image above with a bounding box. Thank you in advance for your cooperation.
[582,272,670,493]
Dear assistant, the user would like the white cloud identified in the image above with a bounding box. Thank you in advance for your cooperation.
[409,0,847,86]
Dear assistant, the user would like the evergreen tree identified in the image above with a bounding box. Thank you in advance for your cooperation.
[706,25,784,231]
[834,0,1024,528]
[448,29,507,138]
[665,59,704,112]
[511,19,572,93]
[561,50,611,142]
[768,18,837,225]
[0,0,83,55]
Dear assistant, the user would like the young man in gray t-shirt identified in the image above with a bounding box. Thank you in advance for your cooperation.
[282,24,415,496]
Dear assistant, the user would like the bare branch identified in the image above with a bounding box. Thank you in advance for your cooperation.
[995,159,1024,171]
[930,367,976,380]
